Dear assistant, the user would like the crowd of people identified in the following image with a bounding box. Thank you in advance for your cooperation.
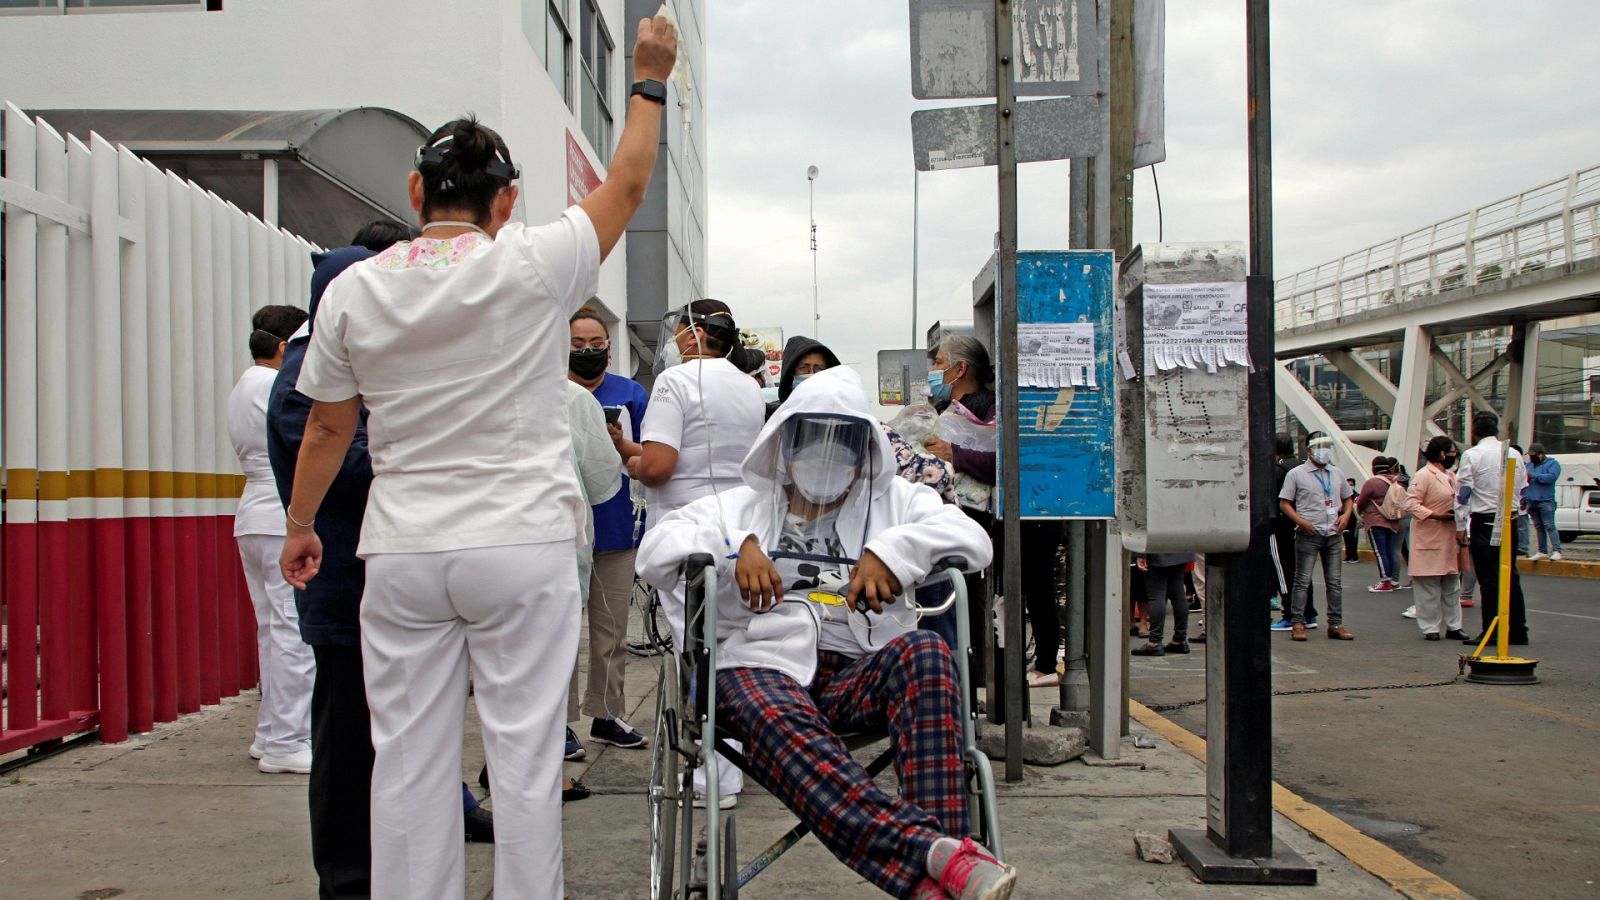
[218,12,1021,900]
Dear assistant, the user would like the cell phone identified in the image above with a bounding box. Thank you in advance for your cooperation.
[603,405,623,425]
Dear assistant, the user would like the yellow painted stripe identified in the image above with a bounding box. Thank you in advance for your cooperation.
[1129,700,1467,900]
[1359,546,1599,580]
[3,468,245,502]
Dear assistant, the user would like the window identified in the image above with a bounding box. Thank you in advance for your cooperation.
[578,0,614,165]
[2,0,217,11]
[546,0,573,109]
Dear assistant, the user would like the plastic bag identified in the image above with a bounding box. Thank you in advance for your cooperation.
[938,412,997,453]
[889,402,940,448]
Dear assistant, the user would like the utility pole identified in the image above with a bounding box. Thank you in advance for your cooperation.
[993,0,1025,783]
[808,165,820,339]
[912,169,920,348]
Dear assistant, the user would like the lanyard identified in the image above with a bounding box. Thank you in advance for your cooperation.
[1311,468,1333,499]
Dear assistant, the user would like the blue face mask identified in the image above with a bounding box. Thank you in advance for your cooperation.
[791,374,810,387]
[927,368,953,404]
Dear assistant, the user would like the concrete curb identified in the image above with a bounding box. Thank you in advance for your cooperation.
[1129,699,1471,900]
[1356,547,1599,579]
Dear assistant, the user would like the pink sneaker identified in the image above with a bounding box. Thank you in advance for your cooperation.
[1366,581,1396,593]
[930,838,1017,900]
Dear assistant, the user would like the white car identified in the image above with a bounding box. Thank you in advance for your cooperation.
[1555,486,1600,543]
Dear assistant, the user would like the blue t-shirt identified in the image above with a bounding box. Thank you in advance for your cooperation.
[589,373,650,552]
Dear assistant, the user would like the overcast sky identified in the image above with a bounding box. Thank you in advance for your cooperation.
[702,1,1600,401]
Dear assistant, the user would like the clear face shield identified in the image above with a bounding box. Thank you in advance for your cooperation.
[652,305,734,375]
[775,414,875,514]
[1308,433,1334,466]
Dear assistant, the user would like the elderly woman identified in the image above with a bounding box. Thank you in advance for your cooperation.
[1404,435,1470,641]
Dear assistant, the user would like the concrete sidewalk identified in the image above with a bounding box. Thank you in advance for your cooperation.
[0,630,1432,899]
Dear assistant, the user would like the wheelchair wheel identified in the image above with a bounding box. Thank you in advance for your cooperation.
[629,578,674,657]
[648,658,681,900]
[721,814,739,899]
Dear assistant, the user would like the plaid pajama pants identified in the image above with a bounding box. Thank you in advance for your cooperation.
[714,630,967,898]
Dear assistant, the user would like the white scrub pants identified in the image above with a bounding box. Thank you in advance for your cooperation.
[362,540,579,900]
[237,533,314,757]
[1413,573,1463,636]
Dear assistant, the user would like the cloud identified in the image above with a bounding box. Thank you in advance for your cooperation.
[707,1,1600,406]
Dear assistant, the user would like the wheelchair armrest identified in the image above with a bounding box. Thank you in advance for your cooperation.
[933,555,968,573]
[683,552,716,576]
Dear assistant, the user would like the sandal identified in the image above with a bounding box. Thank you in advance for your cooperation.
[562,778,591,803]
[1026,670,1061,688]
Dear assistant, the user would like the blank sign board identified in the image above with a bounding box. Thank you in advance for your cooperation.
[909,0,1100,100]
[911,96,1101,171]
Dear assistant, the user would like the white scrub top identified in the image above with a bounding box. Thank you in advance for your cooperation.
[298,208,601,557]
[639,356,766,523]
[227,364,286,537]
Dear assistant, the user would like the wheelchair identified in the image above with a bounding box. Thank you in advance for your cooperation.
[646,552,1001,899]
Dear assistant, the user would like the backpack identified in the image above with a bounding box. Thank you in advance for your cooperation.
[1379,479,1408,521]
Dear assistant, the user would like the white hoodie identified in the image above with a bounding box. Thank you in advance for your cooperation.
[637,367,993,687]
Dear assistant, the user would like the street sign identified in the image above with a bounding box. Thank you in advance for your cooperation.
[876,348,931,406]
[911,96,1100,171]
[909,0,1099,99]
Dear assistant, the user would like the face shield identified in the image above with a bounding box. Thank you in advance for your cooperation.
[652,304,735,375]
[776,414,875,511]
[1307,432,1334,466]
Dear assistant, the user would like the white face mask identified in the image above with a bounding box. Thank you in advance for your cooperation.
[1310,448,1333,466]
[652,339,682,375]
[788,449,858,505]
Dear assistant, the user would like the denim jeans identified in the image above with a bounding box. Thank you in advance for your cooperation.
[1527,499,1561,554]
[1369,526,1400,583]
[1291,532,1343,626]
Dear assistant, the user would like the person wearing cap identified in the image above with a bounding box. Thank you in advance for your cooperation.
[1277,432,1356,641]
[278,14,679,899]
[637,366,1014,900]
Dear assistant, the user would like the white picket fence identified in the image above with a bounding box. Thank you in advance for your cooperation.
[1,101,318,748]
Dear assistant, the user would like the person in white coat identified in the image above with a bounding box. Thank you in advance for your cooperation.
[636,367,1017,900]
[227,304,314,774]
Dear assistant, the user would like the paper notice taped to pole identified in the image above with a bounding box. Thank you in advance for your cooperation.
[1142,282,1250,374]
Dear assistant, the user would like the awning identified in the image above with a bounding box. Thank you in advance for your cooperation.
[29,107,429,248]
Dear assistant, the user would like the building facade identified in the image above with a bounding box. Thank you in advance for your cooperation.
[0,0,709,377]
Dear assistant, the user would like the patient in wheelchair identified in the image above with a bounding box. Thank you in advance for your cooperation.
[638,367,1016,900]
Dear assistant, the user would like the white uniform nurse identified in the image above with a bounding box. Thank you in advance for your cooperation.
[279,16,679,900]
[630,299,766,805]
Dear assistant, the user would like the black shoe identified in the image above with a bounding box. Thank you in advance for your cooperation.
[1444,629,1471,641]
[464,805,494,843]
[1190,633,1206,644]
[1462,633,1485,645]
[1423,633,1441,641]
[1129,625,1142,637]
[1164,641,1190,654]
[478,764,489,795]
[1130,643,1165,657]
[1510,636,1529,646]
[563,778,592,803]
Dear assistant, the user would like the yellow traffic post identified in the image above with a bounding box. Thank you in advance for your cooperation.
[1464,455,1539,684]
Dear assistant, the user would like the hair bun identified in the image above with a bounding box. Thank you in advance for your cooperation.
[451,119,498,169]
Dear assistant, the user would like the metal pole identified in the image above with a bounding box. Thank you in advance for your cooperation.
[809,173,820,339]
[994,0,1025,783]
[261,158,279,227]
[912,169,920,348]
[1061,521,1089,710]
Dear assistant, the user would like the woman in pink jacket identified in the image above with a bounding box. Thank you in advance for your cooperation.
[1404,435,1471,641]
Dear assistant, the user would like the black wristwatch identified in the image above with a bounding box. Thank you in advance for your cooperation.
[630,79,668,105]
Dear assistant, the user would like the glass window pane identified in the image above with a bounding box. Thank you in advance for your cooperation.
[521,0,545,63]
[0,0,59,7]
[579,0,593,63]
[546,3,568,103]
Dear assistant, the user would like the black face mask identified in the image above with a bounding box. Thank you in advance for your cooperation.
[569,348,608,379]
[1443,455,1458,469]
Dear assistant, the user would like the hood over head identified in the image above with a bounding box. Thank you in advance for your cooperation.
[306,246,378,333]
[743,366,893,500]
[777,336,842,402]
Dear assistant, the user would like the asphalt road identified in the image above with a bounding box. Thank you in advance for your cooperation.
[1129,560,1600,900]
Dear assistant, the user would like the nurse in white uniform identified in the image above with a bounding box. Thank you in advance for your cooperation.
[278,16,678,900]
[630,299,767,804]
[226,305,314,774]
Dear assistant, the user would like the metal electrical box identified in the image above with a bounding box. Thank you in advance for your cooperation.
[977,251,1117,519]
[1117,243,1252,552]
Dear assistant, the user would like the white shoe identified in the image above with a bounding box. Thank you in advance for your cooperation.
[1401,605,1417,619]
[248,741,264,760]
[692,793,738,810]
[1550,552,1563,561]
[258,749,312,774]
[1527,552,1546,561]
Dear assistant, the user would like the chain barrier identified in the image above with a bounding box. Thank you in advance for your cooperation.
[1143,676,1462,713]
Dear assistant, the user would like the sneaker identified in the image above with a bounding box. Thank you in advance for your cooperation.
[564,727,586,761]
[1550,551,1563,561]
[911,876,951,900]
[1401,605,1418,619]
[1367,581,1397,593]
[1129,643,1164,657]
[258,749,312,774]
[1270,619,1294,632]
[1268,596,1283,612]
[692,792,738,810]
[1305,617,1320,630]
[1396,582,1413,590]
[1460,598,1477,608]
[590,717,648,749]
[248,741,264,761]
[1164,641,1190,654]
[930,837,1017,900]
[1527,551,1546,561]
[464,805,495,842]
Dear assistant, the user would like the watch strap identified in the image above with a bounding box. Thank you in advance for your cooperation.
[630,79,668,105]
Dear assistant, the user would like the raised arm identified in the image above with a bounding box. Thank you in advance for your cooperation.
[578,11,678,261]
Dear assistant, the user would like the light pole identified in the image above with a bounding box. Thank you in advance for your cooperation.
[808,165,819,339]
[912,169,920,348]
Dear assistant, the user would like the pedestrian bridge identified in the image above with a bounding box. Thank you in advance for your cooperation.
[1271,166,1600,475]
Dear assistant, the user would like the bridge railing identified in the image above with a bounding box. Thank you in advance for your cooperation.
[1276,166,1600,332]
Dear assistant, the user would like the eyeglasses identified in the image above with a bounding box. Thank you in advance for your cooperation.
[571,338,610,351]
